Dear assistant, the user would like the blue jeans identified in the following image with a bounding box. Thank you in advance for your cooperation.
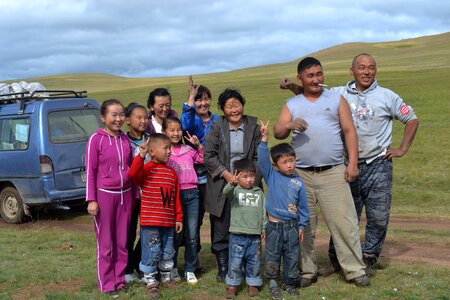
[175,188,199,273]
[140,226,175,275]
[265,220,300,286]
[226,234,263,287]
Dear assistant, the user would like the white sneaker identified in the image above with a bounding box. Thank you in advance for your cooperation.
[185,271,198,286]
[125,273,139,283]
[170,268,182,283]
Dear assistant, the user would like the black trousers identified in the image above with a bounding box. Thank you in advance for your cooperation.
[126,198,141,274]
[210,197,231,254]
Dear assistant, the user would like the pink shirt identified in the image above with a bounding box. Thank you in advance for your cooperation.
[166,144,204,190]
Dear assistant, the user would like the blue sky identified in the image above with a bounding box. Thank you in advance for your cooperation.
[1,0,448,80]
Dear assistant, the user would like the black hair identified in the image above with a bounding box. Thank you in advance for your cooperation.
[297,57,322,74]
[270,143,296,163]
[148,132,170,147]
[125,102,147,117]
[233,158,256,174]
[147,88,172,108]
[195,85,212,101]
[100,99,124,116]
[217,88,246,111]
[162,116,182,131]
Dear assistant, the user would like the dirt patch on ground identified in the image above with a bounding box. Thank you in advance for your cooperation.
[1,210,449,268]
[9,279,83,300]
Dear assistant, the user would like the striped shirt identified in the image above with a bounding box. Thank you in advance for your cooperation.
[128,156,183,227]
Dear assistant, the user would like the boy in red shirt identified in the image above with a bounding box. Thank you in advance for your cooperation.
[129,133,183,298]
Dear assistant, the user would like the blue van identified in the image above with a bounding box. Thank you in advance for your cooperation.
[0,90,102,223]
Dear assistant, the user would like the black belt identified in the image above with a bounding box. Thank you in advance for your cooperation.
[300,165,334,172]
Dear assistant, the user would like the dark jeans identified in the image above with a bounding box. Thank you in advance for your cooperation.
[265,220,300,286]
[126,198,141,274]
[174,188,200,273]
[328,158,393,265]
[226,234,263,287]
[210,197,231,254]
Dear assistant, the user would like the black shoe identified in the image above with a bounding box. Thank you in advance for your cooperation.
[216,251,228,282]
[351,274,371,287]
[364,266,377,277]
[298,275,317,288]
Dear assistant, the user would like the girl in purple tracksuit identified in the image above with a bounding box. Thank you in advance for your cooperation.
[86,99,138,296]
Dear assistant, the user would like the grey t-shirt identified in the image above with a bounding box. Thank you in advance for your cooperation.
[286,89,344,168]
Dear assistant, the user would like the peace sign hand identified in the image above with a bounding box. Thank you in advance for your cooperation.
[231,170,241,186]
[184,131,201,148]
[139,136,150,158]
[260,120,270,142]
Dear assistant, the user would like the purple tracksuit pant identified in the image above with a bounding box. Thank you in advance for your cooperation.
[94,188,133,293]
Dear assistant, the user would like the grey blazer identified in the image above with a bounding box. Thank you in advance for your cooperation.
[204,115,262,217]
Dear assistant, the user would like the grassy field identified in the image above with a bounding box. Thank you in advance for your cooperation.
[1,32,449,299]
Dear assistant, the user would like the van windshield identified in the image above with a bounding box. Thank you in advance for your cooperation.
[49,109,101,143]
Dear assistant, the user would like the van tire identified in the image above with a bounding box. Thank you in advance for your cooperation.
[0,187,25,224]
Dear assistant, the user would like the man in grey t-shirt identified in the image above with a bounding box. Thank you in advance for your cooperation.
[281,53,419,275]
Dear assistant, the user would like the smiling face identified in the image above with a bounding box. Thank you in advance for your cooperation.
[163,120,183,146]
[297,64,325,96]
[350,54,377,91]
[151,95,172,123]
[126,106,148,138]
[101,103,125,136]
[195,93,212,118]
[274,154,296,176]
[237,171,256,189]
[223,98,244,127]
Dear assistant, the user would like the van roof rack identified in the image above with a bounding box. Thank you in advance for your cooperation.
[0,90,87,114]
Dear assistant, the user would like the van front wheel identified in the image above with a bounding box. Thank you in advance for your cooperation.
[0,187,25,224]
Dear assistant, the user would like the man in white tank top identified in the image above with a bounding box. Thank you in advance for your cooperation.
[274,57,370,287]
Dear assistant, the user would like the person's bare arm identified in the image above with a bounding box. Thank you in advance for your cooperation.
[280,78,303,95]
[339,96,359,182]
[385,119,419,159]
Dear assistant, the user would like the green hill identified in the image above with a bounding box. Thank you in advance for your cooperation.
[12,32,450,217]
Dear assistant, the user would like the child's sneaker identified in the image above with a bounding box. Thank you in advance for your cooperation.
[170,268,182,283]
[160,271,177,289]
[147,282,159,299]
[185,272,198,286]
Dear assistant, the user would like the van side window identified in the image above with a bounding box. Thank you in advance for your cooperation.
[0,118,30,151]
[49,109,101,143]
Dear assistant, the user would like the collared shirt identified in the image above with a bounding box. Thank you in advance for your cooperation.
[229,122,245,172]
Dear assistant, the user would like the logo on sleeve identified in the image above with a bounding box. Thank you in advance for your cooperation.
[400,104,411,115]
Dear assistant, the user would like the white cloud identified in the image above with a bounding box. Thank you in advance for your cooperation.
[0,0,448,79]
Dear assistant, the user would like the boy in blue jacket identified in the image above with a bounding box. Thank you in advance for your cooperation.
[257,121,309,299]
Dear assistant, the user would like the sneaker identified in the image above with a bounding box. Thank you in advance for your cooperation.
[124,273,139,283]
[269,285,282,299]
[185,272,199,286]
[170,268,182,283]
[298,275,318,288]
[248,286,259,297]
[226,286,237,299]
[142,273,159,287]
[283,284,299,296]
[351,274,371,287]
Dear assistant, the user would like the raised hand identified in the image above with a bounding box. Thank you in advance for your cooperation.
[139,136,150,158]
[231,170,241,186]
[184,131,200,148]
[260,120,270,142]
[188,75,200,105]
